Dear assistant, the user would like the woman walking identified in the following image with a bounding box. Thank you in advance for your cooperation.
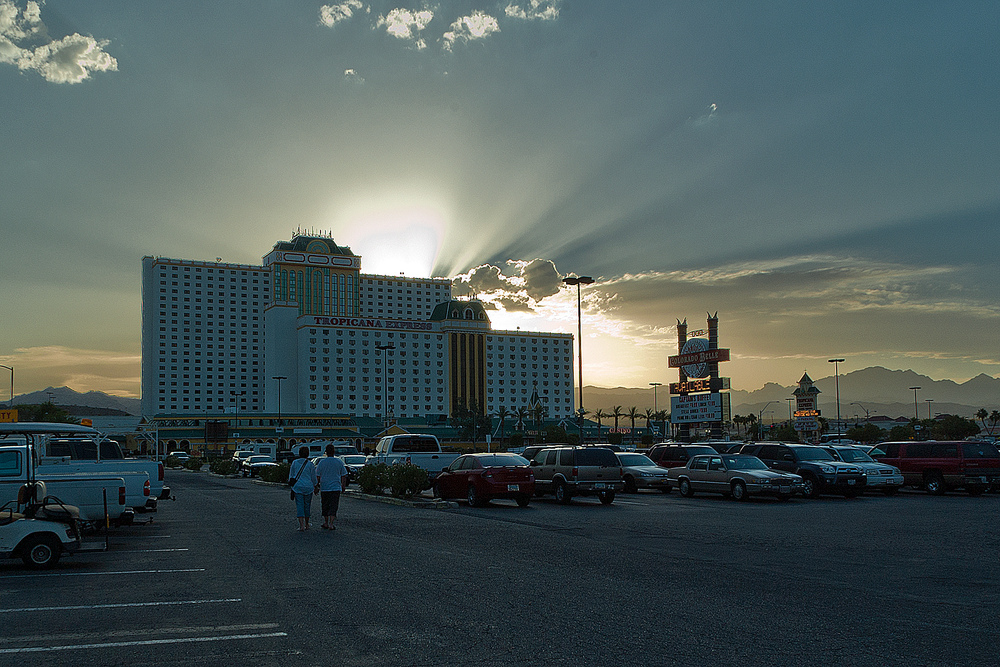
[288,445,318,531]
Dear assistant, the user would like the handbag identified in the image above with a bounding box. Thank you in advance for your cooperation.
[289,459,307,500]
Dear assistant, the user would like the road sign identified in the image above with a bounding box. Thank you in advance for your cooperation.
[0,409,17,423]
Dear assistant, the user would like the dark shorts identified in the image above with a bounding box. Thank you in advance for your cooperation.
[321,490,341,517]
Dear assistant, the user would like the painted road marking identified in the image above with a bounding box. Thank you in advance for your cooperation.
[0,632,288,654]
[108,548,190,553]
[0,568,205,579]
[0,598,240,614]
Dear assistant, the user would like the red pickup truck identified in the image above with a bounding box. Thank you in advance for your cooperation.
[869,440,1000,496]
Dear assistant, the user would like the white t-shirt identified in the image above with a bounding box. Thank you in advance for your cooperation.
[316,456,348,492]
[288,458,317,494]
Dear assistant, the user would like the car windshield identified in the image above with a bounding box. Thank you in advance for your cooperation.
[835,448,873,463]
[617,454,655,466]
[722,456,768,470]
[478,454,529,467]
[248,456,270,462]
[793,448,835,461]
[343,456,367,464]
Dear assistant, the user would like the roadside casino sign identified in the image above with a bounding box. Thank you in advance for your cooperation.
[670,377,730,394]
[794,409,819,431]
[671,394,724,423]
[668,342,731,379]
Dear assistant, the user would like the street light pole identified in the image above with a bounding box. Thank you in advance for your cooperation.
[828,358,845,440]
[786,397,794,422]
[851,402,870,421]
[649,382,662,436]
[271,375,286,426]
[758,401,776,441]
[376,344,395,430]
[909,386,921,420]
[926,399,933,420]
[0,365,12,408]
[563,275,594,444]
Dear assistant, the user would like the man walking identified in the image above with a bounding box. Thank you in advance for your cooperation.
[316,443,350,530]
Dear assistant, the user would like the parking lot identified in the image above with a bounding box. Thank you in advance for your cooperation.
[1,471,998,666]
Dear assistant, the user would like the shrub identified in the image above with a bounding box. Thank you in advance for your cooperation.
[164,455,182,468]
[209,459,239,475]
[389,463,429,498]
[358,462,391,495]
[183,457,204,471]
[640,434,654,446]
[259,462,290,483]
[608,432,624,445]
[507,432,523,449]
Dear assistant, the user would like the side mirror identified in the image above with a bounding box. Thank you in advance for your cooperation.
[530,460,539,467]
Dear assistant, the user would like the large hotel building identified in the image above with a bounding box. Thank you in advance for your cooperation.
[141,234,575,423]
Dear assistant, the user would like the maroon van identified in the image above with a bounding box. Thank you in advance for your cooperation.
[869,441,1000,496]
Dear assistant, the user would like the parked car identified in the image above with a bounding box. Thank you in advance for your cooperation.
[868,441,1000,495]
[646,444,719,469]
[242,455,278,478]
[433,453,534,507]
[166,451,190,462]
[529,446,623,504]
[822,446,904,495]
[232,450,253,463]
[520,444,568,463]
[0,483,83,569]
[667,454,805,501]
[738,443,866,498]
[615,452,671,493]
[371,434,460,480]
[339,454,369,486]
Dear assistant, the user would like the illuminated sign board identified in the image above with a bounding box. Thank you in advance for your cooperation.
[668,347,731,372]
[670,394,723,423]
[794,409,820,417]
[669,378,731,394]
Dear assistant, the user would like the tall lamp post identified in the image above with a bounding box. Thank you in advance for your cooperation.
[786,398,795,422]
[0,365,12,408]
[376,344,396,430]
[851,402,870,421]
[230,390,245,453]
[909,386,921,420]
[649,382,662,436]
[563,275,594,444]
[757,401,776,441]
[828,358,845,440]
[271,375,286,427]
[925,399,934,420]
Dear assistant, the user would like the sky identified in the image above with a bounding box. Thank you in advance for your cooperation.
[1,0,999,400]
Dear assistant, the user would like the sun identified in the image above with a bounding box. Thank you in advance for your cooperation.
[334,202,447,278]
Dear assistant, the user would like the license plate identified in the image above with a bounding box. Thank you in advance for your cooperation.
[507,484,519,491]
[847,479,856,485]
[594,482,607,489]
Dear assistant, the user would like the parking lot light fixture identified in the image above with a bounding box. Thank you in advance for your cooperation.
[271,376,286,426]
[828,358,845,440]
[376,344,396,429]
[909,386,921,420]
[563,275,594,443]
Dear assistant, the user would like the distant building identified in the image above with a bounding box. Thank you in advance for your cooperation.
[140,233,574,449]
[792,372,821,441]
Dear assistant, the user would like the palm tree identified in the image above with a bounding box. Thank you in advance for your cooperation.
[644,408,654,435]
[494,406,509,443]
[627,407,639,446]
[611,405,624,432]
[594,409,607,439]
[532,404,545,427]
[733,414,744,438]
[515,406,528,432]
[977,408,989,435]
[655,410,670,440]
[990,410,1000,436]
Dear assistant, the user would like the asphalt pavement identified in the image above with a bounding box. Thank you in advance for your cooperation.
[1,471,998,666]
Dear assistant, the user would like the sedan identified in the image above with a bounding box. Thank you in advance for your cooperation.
[615,452,671,493]
[433,453,535,507]
[339,454,369,486]
[667,454,805,501]
[242,455,277,478]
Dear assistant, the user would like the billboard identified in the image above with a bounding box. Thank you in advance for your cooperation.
[670,394,723,423]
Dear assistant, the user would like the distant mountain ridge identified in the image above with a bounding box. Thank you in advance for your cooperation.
[12,387,140,416]
[585,367,1000,420]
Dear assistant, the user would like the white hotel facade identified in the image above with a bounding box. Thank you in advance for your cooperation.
[141,234,575,421]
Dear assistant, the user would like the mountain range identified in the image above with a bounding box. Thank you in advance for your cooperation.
[8,367,1000,421]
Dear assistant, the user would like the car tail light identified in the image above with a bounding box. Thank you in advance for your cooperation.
[143,480,150,497]
[158,462,164,481]
[119,486,127,505]
[572,467,578,479]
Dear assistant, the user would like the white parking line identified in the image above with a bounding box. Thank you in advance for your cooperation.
[0,632,288,654]
[0,568,205,579]
[111,548,189,553]
[0,598,241,614]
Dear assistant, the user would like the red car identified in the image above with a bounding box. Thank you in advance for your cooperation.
[433,453,535,507]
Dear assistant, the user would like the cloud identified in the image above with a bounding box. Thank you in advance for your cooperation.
[1,345,140,397]
[376,7,434,49]
[451,258,563,309]
[504,0,561,21]
[0,1,117,84]
[517,258,562,300]
[442,11,500,51]
[344,68,365,84]
[319,1,368,28]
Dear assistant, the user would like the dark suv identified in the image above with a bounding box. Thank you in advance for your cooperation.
[646,444,719,469]
[869,441,1000,496]
[529,446,623,504]
[738,443,867,498]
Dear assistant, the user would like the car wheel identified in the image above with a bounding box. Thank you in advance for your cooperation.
[967,485,986,497]
[467,485,486,507]
[801,475,820,499]
[924,472,945,495]
[598,490,615,505]
[678,478,694,498]
[731,480,748,501]
[555,481,572,505]
[20,534,61,569]
[882,488,899,497]
[515,494,530,508]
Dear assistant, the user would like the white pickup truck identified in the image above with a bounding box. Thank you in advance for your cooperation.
[371,434,460,480]
[0,444,129,525]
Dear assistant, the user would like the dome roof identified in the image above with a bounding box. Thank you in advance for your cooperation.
[429,299,491,323]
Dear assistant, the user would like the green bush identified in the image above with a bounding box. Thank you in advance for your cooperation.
[163,455,181,468]
[358,462,391,495]
[183,457,204,471]
[507,432,523,449]
[209,459,239,475]
[389,463,429,498]
[640,434,654,445]
[259,462,290,483]
[608,432,624,445]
